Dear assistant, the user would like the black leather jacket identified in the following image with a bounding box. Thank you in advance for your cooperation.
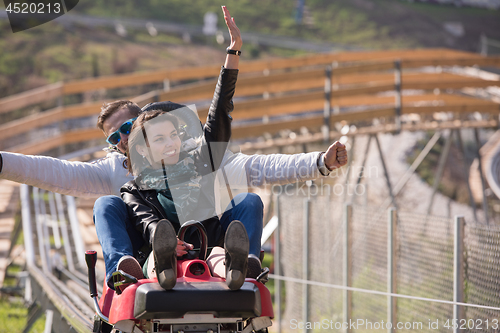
[121,67,238,251]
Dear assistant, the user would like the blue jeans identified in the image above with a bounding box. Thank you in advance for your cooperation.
[93,193,263,287]
[220,192,263,258]
[93,195,146,288]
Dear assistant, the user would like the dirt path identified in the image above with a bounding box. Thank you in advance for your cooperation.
[345,131,480,222]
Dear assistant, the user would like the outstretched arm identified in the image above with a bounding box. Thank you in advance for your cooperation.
[323,141,348,171]
[0,151,128,197]
[218,141,348,189]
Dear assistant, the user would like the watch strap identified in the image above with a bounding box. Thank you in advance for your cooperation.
[226,48,241,56]
[317,152,331,176]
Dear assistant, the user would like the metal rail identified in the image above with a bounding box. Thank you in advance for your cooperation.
[18,179,105,333]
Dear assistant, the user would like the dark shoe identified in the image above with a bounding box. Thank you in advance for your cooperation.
[247,254,263,279]
[224,220,249,290]
[115,255,144,293]
[153,220,178,290]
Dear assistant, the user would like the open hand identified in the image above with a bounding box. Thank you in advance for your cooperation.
[324,141,348,170]
[222,6,242,50]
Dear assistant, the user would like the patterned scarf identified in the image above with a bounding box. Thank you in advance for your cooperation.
[139,155,201,221]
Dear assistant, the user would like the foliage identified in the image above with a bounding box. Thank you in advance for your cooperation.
[73,0,412,49]
[2,0,498,100]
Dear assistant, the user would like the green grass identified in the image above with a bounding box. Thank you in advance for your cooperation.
[0,298,45,333]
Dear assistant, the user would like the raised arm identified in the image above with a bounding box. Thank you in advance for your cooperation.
[202,6,241,171]
[222,6,241,70]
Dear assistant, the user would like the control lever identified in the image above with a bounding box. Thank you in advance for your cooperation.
[85,250,98,298]
[85,250,109,324]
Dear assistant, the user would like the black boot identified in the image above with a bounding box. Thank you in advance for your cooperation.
[153,220,177,290]
[224,220,249,290]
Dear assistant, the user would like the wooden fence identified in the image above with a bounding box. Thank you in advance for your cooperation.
[1,48,499,155]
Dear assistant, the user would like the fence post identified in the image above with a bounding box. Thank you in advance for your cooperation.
[455,130,478,222]
[21,185,35,267]
[473,129,489,225]
[374,134,397,209]
[343,203,353,333]
[480,33,487,56]
[163,79,171,92]
[57,93,65,157]
[55,193,75,272]
[387,208,398,333]
[66,196,86,269]
[394,60,402,133]
[33,188,50,273]
[453,216,465,333]
[275,193,282,333]
[323,65,332,143]
[303,198,311,333]
[44,309,54,333]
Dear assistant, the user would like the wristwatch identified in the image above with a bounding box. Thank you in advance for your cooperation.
[226,47,241,56]
[317,152,331,176]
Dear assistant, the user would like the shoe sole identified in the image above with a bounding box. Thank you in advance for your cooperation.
[225,220,249,290]
[153,220,177,290]
[116,257,144,281]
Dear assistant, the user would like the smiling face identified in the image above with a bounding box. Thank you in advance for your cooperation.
[136,120,182,168]
[102,106,136,154]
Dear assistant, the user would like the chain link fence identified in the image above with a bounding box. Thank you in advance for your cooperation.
[275,192,500,332]
[396,211,454,332]
[465,224,500,333]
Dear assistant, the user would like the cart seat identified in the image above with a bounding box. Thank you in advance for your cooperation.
[134,281,262,319]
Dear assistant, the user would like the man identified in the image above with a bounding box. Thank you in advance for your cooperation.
[0,6,347,288]
[0,98,347,287]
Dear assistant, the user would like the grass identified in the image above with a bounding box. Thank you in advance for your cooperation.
[0,297,45,333]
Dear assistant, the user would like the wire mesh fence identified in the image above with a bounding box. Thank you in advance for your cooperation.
[275,192,500,332]
[465,224,500,333]
[279,191,345,329]
[397,211,454,332]
[350,205,387,324]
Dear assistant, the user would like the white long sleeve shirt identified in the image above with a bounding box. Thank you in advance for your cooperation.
[0,150,323,198]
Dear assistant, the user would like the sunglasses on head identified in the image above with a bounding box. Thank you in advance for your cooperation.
[106,117,137,146]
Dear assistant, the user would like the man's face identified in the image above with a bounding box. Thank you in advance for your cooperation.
[102,107,136,154]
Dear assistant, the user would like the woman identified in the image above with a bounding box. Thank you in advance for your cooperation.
[122,109,249,291]
[120,6,249,291]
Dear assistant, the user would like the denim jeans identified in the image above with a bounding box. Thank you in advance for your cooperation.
[93,195,146,288]
[219,192,263,258]
[93,193,264,288]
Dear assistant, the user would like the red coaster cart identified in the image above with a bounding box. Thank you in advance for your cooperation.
[85,221,274,333]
